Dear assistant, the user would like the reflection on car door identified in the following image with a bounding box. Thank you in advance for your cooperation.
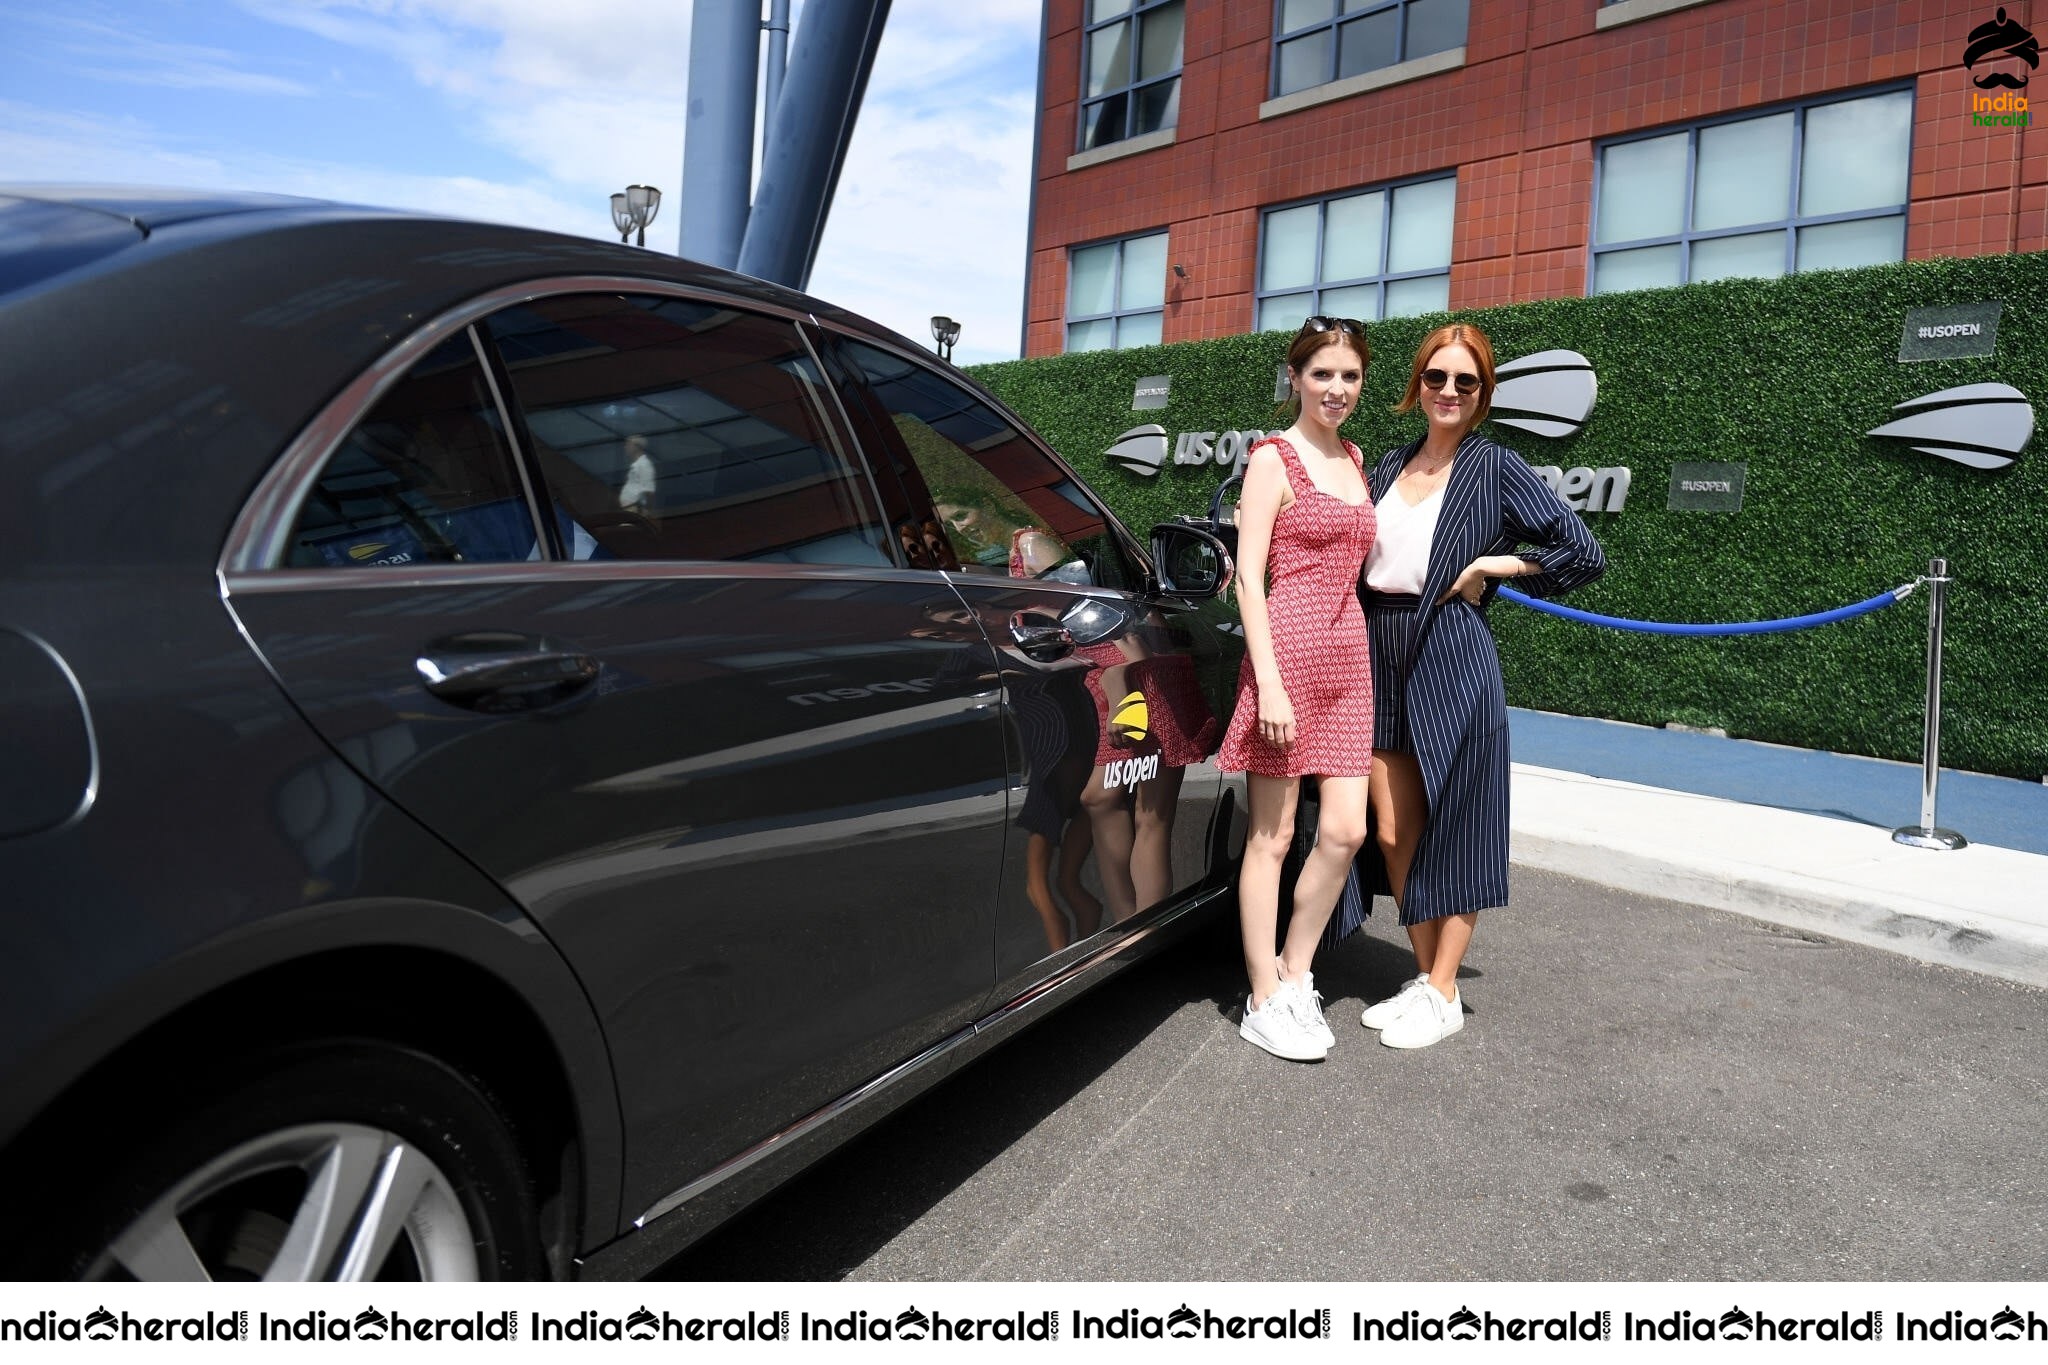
[822,335,1228,1000]
[227,297,1009,1224]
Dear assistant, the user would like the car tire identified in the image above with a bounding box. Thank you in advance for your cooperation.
[23,1039,543,1281]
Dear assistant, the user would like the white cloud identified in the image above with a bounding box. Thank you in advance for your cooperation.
[0,98,590,234]
[8,0,1044,359]
[12,10,319,96]
[236,0,1042,357]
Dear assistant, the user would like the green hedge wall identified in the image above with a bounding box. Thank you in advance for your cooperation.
[969,255,2048,781]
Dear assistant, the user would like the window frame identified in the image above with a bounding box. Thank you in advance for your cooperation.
[1268,0,1467,98]
[817,325,1154,591]
[1065,229,1170,353]
[1252,172,1456,330]
[1588,83,1916,295]
[1077,0,1185,154]
[222,276,907,578]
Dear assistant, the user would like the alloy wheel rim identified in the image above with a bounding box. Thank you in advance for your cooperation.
[89,1122,479,1281]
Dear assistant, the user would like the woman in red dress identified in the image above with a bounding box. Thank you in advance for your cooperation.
[1216,318,1377,1062]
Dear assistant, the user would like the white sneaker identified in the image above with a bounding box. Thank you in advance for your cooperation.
[1277,965,1336,1050]
[1240,990,1327,1061]
[1361,973,1430,1030]
[1379,983,1464,1049]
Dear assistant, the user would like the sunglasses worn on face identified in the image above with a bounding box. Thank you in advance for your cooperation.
[1422,368,1482,395]
[1300,315,1366,337]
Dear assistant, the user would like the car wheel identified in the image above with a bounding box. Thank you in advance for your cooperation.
[52,1040,542,1281]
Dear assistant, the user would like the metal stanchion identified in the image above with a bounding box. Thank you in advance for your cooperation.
[1892,556,1968,850]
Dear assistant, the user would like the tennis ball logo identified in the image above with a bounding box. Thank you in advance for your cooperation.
[1106,424,1170,477]
[1110,690,1149,743]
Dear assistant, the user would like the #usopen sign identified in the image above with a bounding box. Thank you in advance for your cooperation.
[1107,349,1629,511]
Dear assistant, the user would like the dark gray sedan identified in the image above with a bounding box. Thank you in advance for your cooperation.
[0,187,1242,1280]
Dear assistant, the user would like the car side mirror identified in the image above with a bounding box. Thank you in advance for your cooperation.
[1149,523,1233,601]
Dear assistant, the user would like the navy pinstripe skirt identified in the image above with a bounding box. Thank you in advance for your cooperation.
[1366,592,1422,754]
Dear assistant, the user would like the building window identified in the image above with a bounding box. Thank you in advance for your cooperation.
[1067,231,1168,351]
[1080,0,1184,151]
[1272,0,1467,97]
[1255,177,1454,331]
[1591,87,1914,295]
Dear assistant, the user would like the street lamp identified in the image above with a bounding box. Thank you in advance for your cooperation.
[611,184,663,247]
[931,315,960,363]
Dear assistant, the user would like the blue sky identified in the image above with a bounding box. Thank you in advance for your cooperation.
[0,0,1042,363]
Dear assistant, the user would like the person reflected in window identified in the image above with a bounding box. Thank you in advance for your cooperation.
[1353,322,1605,1050]
[617,434,656,514]
[1216,318,1378,1063]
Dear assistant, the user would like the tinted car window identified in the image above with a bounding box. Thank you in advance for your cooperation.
[287,330,544,568]
[835,340,1138,589]
[484,294,891,567]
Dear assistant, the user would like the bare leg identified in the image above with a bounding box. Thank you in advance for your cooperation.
[1080,765,1138,924]
[1370,748,1431,973]
[1277,773,1370,979]
[1129,763,1185,913]
[1024,832,1069,952]
[1239,773,1299,1008]
[1426,912,1477,1001]
[1057,814,1101,937]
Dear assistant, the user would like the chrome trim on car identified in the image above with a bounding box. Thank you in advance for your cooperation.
[3,627,102,837]
[465,324,556,561]
[631,881,1230,1229]
[220,557,971,597]
[217,275,820,577]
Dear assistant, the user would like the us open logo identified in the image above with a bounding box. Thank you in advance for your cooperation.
[1491,349,1598,439]
[1106,423,1171,476]
[1866,382,2034,470]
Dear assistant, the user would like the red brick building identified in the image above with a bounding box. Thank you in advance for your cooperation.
[1022,0,2041,357]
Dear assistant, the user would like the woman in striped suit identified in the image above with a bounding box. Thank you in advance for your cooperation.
[1351,323,1605,1049]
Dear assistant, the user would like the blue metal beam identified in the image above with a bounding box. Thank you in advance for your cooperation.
[737,0,892,290]
[679,0,761,269]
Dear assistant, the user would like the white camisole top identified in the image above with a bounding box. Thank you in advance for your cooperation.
[1363,482,1443,594]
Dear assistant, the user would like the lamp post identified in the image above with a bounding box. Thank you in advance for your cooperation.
[930,315,960,364]
[610,184,663,247]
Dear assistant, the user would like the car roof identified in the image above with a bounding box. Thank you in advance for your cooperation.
[1,185,333,230]
[0,188,1023,572]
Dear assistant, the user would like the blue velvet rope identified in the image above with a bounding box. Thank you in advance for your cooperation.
[1497,584,1912,636]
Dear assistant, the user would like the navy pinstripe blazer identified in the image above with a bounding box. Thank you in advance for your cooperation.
[1333,430,1606,932]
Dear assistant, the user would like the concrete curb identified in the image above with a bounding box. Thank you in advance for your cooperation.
[1510,765,2048,989]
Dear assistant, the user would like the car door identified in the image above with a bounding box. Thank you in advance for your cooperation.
[819,333,1230,1001]
[224,290,1009,1225]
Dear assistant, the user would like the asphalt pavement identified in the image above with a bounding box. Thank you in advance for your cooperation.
[658,866,2048,1281]
[656,713,2045,1281]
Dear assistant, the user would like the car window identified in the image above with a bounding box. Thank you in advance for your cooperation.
[286,330,546,568]
[833,339,1138,590]
[482,294,891,567]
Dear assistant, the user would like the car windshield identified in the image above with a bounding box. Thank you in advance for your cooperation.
[0,197,146,301]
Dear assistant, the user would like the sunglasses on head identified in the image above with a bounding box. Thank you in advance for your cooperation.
[1421,367,1482,395]
[1299,315,1366,337]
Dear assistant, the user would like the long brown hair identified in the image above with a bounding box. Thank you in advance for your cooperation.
[1275,321,1370,424]
[1393,322,1497,429]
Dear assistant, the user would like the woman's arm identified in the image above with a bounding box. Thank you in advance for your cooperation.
[1232,442,1297,747]
[1497,451,1605,597]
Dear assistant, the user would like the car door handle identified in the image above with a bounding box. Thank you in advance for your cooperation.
[1008,610,1075,662]
[415,633,599,713]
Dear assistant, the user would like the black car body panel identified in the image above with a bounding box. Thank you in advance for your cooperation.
[0,188,1245,1277]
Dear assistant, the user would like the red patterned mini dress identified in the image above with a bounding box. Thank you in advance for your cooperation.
[1216,436,1376,778]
